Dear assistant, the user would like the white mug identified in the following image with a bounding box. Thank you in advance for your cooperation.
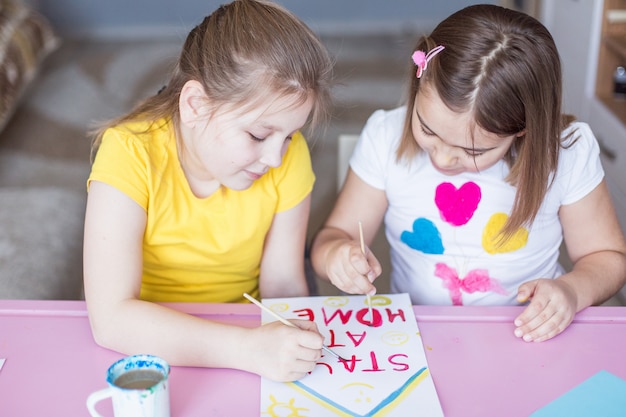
[86,354,170,417]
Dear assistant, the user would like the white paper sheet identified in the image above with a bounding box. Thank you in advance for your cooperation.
[259,293,443,416]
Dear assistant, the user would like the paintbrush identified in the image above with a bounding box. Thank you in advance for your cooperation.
[243,293,345,361]
[358,221,374,324]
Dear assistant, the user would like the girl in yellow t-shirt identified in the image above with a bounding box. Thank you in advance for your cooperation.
[83,0,333,382]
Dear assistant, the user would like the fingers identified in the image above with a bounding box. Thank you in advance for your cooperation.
[513,279,577,342]
[289,319,324,349]
[365,251,383,282]
[516,281,534,304]
[291,318,319,333]
[514,299,562,342]
[349,244,376,287]
[327,241,381,295]
[281,327,324,381]
[257,322,324,382]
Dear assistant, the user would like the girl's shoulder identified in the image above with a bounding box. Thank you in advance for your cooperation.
[97,118,176,174]
[552,121,604,205]
[102,118,174,156]
[560,121,597,149]
[360,106,406,150]
[364,106,406,134]
[556,122,601,171]
[350,107,412,190]
[106,118,172,141]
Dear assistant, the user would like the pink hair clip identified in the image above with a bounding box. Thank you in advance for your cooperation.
[412,45,445,79]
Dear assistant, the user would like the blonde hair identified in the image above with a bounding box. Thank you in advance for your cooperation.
[90,0,333,161]
[397,4,575,240]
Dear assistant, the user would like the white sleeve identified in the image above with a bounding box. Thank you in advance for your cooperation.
[349,108,403,190]
[556,122,605,206]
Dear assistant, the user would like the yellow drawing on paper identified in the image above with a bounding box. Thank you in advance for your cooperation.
[324,297,350,308]
[269,303,290,313]
[284,367,430,417]
[367,296,392,306]
[262,395,309,417]
[381,331,410,346]
[341,382,374,405]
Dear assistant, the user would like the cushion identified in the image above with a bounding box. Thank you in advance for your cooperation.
[0,0,59,132]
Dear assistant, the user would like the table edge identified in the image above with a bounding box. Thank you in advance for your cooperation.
[1,299,625,323]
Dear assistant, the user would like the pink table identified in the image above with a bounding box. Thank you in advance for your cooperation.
[0,300,625,416]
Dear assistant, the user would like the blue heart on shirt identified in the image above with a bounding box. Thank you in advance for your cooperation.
[401,218,444,255]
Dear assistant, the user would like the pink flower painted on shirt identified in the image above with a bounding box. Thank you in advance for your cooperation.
[434,263,507,306]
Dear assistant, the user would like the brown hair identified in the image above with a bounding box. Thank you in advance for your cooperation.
[397,4,575,239]
[90,0,333,161]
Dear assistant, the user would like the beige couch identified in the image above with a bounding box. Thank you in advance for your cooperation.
[0,0,86,299]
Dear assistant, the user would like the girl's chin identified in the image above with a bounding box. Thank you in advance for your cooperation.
[433,166,462,176]
[224,176,255,191]
[226,183,253,191]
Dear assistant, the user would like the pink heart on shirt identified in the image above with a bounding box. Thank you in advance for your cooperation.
[435,182,481,226]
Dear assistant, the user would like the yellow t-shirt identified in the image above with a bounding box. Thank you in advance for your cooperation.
[88,118,315,303]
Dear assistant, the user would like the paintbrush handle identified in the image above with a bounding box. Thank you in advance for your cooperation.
[358,221,366,254]
[243,293,296,328]
[358,222,375,324]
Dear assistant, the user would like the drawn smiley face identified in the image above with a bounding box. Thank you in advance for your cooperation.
[324,297,349,308]
[381,330,410,346]
[269,303,290,313]
[340,382,374,405]
[368,295,392,306]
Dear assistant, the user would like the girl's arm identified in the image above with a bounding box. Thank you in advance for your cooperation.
[310,169,387,294]
[514,180,626,342]
[83,181,323,381]
[258,194,311,298]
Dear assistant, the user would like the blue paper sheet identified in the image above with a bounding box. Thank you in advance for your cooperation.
[530,370,626,417]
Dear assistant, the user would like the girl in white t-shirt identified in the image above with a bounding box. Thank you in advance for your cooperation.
[311,4,626,342]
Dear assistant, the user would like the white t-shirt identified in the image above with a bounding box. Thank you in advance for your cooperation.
[350,107,604,306]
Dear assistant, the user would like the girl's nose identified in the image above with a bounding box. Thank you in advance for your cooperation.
[431,146,458,169]
[259,140,285,168]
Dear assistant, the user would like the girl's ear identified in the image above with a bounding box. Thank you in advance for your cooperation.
[179,80,210,126]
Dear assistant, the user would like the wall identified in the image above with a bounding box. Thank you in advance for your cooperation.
[30,0,495,39]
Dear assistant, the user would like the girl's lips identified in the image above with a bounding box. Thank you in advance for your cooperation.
[244,170,264,180]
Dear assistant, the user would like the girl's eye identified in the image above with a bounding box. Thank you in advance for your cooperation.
[249,133,265,142]
[464,149,485,157]
[420,125,435,136]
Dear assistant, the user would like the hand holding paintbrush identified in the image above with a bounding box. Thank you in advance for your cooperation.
[309,218,382,296]
[240,293,334,381]
[244,293,346,361]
